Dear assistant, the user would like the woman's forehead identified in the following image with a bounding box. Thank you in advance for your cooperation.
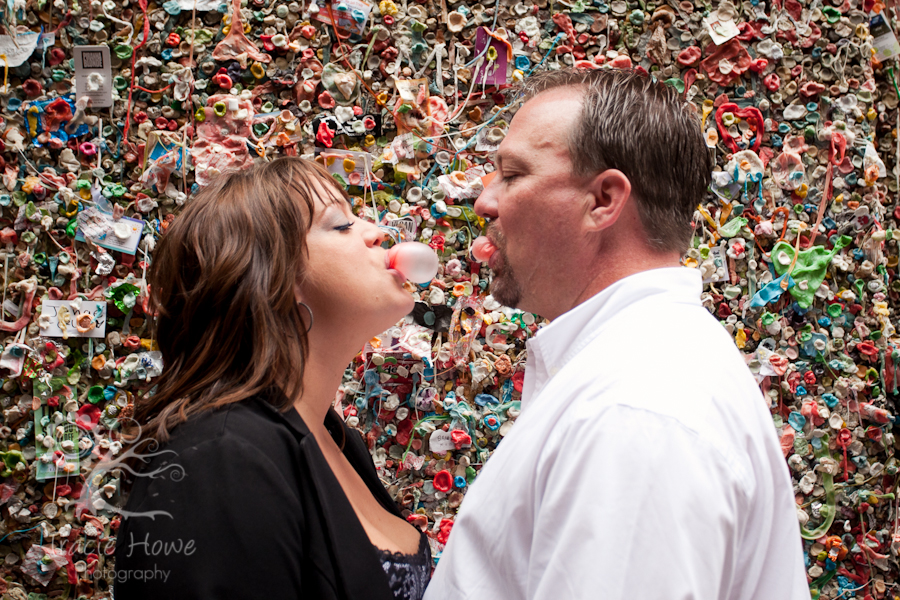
[309,183,351,214]
[292,175,349,209]
[317,198,352,215]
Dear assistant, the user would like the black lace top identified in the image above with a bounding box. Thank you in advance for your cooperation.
[376,533,432,600]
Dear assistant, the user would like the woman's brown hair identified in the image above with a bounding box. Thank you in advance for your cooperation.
[131,157,348,443]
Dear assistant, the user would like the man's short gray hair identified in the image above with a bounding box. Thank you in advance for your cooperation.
[520,68,711,254]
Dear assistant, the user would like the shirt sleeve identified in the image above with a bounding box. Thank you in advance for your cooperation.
[115,435,307,599]
[527,404,744,600]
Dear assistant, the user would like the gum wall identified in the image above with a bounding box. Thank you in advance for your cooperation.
[0,0,895,596]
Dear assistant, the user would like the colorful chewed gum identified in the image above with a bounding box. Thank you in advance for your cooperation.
[471,236,497,264]
[387,242,440,284]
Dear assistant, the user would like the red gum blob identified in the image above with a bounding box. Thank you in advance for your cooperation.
[318,91,336,109]
[749,58,768,73]
[763,72,781,91]
[677,45,701,67]
[43,98,73,132]
[785,0,802,20]
[715,102,764,153]
[700,39,752,87]
[190,94,256,186]
[800,81,826,98]
[737,20,765,41]
[316,120,335,148]
[682,68,697,92]
[609,54,632,68]
[552,12,577,44]
[800,22,821,48]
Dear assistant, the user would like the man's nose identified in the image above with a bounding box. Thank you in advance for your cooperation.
[475,175,500,220]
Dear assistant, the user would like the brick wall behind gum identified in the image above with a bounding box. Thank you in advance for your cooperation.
[0,0,897,594]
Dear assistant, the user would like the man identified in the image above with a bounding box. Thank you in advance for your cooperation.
[424,68,809,599]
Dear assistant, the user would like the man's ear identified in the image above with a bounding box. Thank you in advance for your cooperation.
[584,169,631,232]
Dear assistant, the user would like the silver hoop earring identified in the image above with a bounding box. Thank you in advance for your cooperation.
[297,301,314,333]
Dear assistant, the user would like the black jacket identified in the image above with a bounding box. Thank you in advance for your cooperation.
[114,389,400,600]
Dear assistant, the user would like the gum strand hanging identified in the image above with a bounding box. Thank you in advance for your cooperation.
[800,432,837,540]
[212,0,272,67]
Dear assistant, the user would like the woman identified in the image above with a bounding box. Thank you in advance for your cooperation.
[115,157,430,600]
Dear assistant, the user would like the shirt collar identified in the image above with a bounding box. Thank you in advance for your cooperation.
[520,267,703,408]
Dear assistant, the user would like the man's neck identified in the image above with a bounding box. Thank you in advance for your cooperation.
[549,250,682,321]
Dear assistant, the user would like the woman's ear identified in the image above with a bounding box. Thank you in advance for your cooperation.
[293,279,306,305]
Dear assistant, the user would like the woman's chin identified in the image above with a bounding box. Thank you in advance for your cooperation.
[394,290,416,323]
[384,295,416,331]
[376,295,416,334]
[398,289,416,314]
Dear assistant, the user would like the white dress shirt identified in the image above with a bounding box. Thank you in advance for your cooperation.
[425,267,810,600]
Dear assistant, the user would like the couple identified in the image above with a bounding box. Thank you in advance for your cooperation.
[115,69,809,599]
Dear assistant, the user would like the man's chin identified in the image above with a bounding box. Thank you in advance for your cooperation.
[489,274,522,309]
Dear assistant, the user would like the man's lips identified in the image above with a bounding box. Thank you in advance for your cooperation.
[472,235,498,265]
[487,248,502,271]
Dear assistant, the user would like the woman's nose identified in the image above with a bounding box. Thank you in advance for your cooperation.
[365,220,387,247]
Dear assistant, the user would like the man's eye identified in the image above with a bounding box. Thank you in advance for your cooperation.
[334,222,354,231]
[502,173,518,182]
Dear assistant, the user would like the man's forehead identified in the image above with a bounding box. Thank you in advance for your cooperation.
[517,90,582,124]
[499,124,568,163]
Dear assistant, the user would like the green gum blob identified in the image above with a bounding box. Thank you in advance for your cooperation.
[770,236,851,308]
[718,217,748,238]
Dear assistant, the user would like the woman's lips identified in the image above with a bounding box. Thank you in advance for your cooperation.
[388,268,404,284]
[384,253,404,283]
[384,242,440,284]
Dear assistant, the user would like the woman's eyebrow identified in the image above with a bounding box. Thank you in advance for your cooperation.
[319,200,353,221]
[320,202,342,216]
[322,191,352,208]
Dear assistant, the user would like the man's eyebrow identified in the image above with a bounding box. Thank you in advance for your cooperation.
[496,152,528,169]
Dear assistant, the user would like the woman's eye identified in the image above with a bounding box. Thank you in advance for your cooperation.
[334,222,354,231]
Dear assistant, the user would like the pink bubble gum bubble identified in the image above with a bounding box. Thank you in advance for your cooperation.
[387,242,440,284]
[471,236,497,264]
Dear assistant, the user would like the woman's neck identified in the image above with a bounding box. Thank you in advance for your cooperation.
[293,328,361,434]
